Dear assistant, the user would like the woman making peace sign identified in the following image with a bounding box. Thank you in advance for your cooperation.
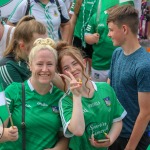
[56,41,127,150]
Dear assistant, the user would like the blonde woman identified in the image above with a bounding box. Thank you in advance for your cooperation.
[1,38,68,150]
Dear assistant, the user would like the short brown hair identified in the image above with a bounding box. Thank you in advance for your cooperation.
[107,5,139,35]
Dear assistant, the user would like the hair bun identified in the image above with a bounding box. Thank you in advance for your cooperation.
[56,41,70,52]
[34,38,56,49]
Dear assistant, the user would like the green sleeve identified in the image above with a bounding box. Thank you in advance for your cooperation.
[59,93,74,138]
[5,82,21,114]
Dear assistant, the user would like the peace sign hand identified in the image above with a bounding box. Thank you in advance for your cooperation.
[59,71,82,97]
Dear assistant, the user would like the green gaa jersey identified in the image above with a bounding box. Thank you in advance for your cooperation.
[0,80,64,150]
[59,82,127,150]
[85,12,117,70]
[70,0,99,40]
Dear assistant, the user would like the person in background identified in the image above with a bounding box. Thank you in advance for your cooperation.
[0,38,68,150]
[0,15,47,89]
[56,41,127,150]
[85,0,119,82]
[0,15,15,59]
[7,0,71,42]
[69,0,99,75]
[107,5,150,150]
[63,0,73,12]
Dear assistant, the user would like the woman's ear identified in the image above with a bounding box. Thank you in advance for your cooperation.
[19,41,25,50]
[83,59,87,68]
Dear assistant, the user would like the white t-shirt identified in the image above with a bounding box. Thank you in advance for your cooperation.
[63,0,73,10]
[8,0,69,41]
[0,25,15,59]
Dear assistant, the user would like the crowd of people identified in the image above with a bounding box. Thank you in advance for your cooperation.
[0,0,150,150]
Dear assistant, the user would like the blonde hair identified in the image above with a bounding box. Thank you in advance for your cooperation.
[4,15,47,61]
[29,38,57,65]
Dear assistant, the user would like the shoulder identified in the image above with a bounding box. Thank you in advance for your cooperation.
[95,82,113,90]
[111,47,123,59]
[52,85,64,97]
[5,82,21,93]
[0,54,15,66]
[56,0,66,8]
[94,82,116,100]
[135,47,150,67]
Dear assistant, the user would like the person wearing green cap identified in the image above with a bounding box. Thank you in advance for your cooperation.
[84,0,119,82]
[107,5,150,150]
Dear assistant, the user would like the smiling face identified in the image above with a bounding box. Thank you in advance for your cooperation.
[30,49,56,85]
[61,55,85,80]
[108,22,125,46]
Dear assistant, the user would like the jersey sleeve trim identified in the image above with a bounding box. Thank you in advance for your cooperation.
[113,110,127,123]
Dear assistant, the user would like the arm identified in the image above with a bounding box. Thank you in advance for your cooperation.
[60,72,85,136]
[125,92,150,150]
[60,21,71,42]
[84,33,100,45]
[84,13,99,45]
[68,14,77,44]
[45,132,69,150]
[66,71,85,136]
[68,95,84,136]
[0,126,18,143]
[52,73,65,91]
[108,120,122,145]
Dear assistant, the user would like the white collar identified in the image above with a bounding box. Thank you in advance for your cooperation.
[27,79,53,94]
[91,81,97,91]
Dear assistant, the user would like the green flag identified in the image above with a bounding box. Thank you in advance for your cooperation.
[0,84,9,123]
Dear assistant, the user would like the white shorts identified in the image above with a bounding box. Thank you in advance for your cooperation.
[91,68,109,82]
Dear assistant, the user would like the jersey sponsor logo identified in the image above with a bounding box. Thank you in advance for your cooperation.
[37,102,48,107]
[54,10,58,17]
[103,97,111,106]
[88,101,100,108]
[86,122,109,140]
[52,106,59,113]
